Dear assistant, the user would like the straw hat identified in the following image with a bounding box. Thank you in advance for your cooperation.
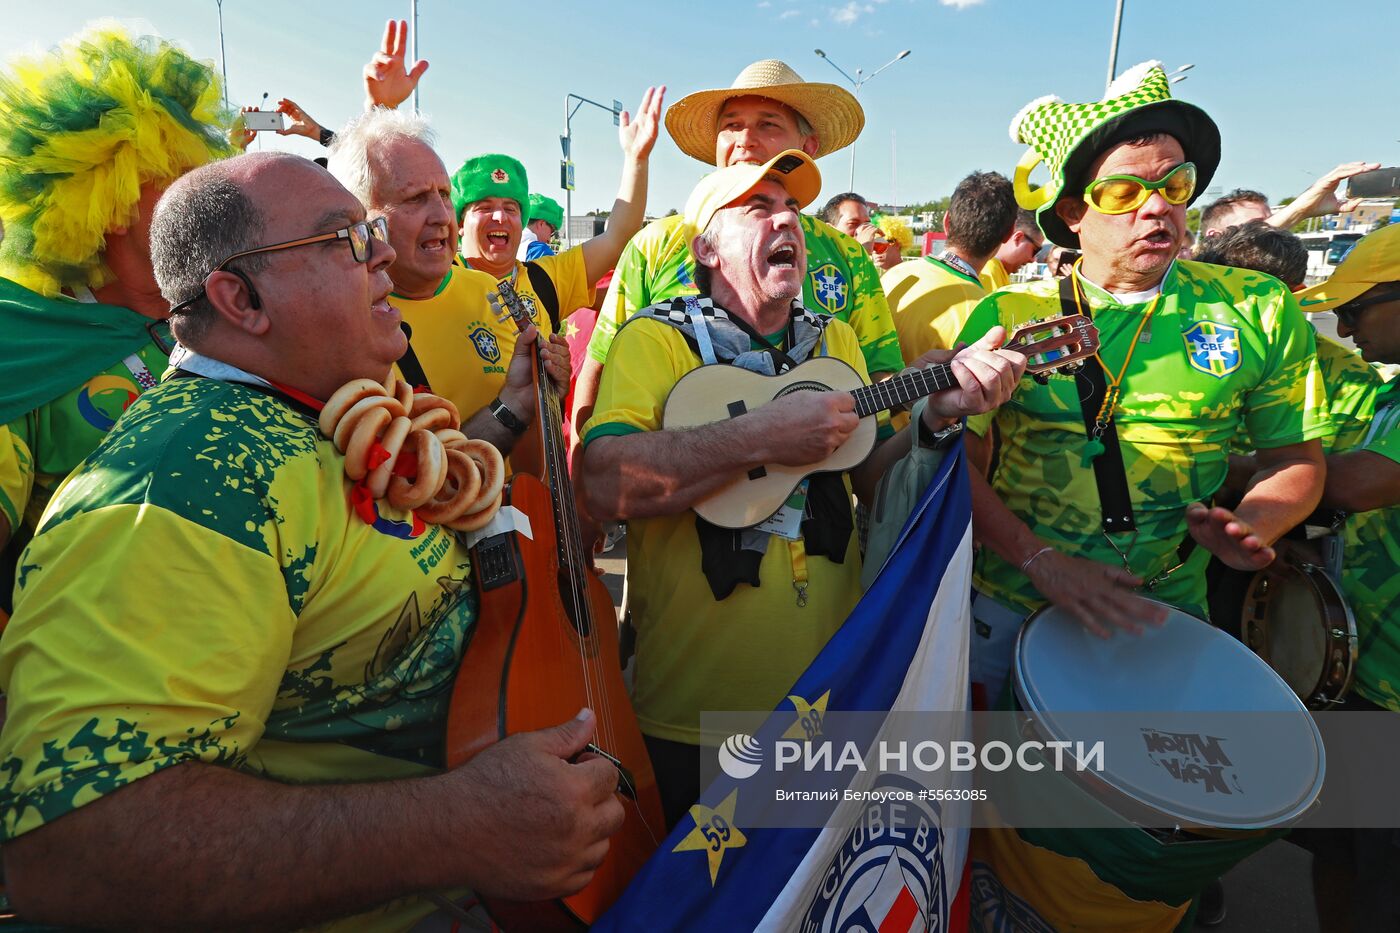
[1296,222,1400,313]
[665,59,864,165]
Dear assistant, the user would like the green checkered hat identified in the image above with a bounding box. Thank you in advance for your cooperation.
[1010,61,1220,248]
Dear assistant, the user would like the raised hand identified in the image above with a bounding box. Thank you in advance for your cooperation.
[275,97,324,141]
[363,19,430,110]
[618,86,665,163]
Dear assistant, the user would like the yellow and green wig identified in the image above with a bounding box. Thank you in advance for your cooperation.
[0,24,234,296]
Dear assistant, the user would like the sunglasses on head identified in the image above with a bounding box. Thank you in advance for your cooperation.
[1083,162,1197,215]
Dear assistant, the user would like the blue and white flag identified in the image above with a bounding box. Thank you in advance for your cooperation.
[598,443,974,933]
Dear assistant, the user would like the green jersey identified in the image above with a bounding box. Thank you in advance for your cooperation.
[1340,380,1400,711]
[584,212,903,377]
[1314,334,1385,452]
[0,375,477,932]
[0,339,167,533]
[958,261,1331,617]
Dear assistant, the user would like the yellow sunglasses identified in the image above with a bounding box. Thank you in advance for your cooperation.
[1083,162,1197,215]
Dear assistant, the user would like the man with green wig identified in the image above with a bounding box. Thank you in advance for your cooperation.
[0,25,233,604]
[519,192,563,261]
[955,62,1331,931]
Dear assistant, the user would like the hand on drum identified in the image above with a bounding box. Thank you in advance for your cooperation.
[443,708,625,900]
[1186,503,1276,572]
[1024,549,1169,638]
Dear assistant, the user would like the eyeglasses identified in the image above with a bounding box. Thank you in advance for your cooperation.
[1083,162,1197,215]
[170,217,389,315]
[1335,285,1400,329]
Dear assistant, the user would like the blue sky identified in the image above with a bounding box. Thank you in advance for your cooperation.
[9,0,1396,220]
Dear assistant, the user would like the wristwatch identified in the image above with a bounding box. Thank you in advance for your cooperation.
[489,396,528,436]
[918,417,964,450]
[317,125,336,148]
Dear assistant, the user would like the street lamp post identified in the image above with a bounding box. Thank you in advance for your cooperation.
[814,48,911,190]
[410,0,420,114]
[1105,0,1125,95]
[561,92,622,249]
[215,0,229,109]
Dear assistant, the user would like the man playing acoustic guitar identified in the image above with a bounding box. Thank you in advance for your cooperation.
[580,150,1025,827]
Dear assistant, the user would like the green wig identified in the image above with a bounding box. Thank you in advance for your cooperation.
[0,24,235,296]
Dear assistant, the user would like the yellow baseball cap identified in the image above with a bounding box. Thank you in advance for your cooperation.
[682,149,822,239]
[1297,222,1400,313]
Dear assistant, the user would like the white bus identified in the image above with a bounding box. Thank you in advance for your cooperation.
[1297,230,1365,283]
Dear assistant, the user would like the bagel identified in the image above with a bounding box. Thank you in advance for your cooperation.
[342,406,393,481]
[410,406,456,434]
[459,439,505,514]
[434,429,469,451]
[332,394,407,452]
[319,379,387,437]
[411,393,460,429]
[416,450,483,523]
[367,416,413,500]
[388,430,447,511]
[393,374,415,412]
[447,491,502,532]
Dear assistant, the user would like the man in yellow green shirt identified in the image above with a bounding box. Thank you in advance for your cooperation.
[0,151,625,931]
[883,171,1017,361]
[572,59,903,443]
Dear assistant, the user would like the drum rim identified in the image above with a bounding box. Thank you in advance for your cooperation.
[1242,557,1358,710]
[1013,597,1326,833]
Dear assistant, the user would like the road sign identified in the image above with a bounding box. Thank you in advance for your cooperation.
[561,160,575,191]
[560,134,570,158]
[613,100,623,126]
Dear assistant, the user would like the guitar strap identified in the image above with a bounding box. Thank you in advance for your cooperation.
[523,261,561,333]
[1058,276,1203,584]
[1060,276,1136,535]
[395,322,433,392]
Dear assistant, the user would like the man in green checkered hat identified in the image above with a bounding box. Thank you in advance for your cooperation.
[956,60,1332,931]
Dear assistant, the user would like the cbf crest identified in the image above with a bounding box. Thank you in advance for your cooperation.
[469,325,501,363]
[809,263,849,315]
[1182,321,1241,378]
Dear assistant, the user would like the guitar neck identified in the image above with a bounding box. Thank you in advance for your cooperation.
[850,362,956,418]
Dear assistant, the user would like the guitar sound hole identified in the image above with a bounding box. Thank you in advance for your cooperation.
[772,380,831,399]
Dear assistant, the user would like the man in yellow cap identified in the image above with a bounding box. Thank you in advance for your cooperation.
[1289,221,1400,931]
[579,150,1023,828]
[573,60,904,445]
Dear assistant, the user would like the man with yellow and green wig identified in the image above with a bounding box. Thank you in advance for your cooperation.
[954,62,1331,931]
[519,192,564,261]
[0,25,233,600]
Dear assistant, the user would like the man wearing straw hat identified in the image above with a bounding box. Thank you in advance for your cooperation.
[573,60,903,437]
[1291,221,1400,931]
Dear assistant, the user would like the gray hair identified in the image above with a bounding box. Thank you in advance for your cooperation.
[326,106,437,208]
[150,162,270,347]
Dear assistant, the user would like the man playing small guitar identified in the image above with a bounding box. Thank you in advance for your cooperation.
[579,150,1028,828]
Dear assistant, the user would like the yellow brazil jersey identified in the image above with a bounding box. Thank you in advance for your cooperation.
[980,257,1011,292]
[882,256,988,363]
[582,317,874,745]
[0,376,478,932]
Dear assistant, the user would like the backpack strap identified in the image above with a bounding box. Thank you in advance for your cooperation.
[523,261,561,332]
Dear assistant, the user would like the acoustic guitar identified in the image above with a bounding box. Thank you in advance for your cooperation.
[664,314,1099,529]
[444,283,665,930]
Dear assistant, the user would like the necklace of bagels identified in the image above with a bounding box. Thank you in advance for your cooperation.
[319,374,505,532]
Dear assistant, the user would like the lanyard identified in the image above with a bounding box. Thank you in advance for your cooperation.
[937,252,980,281]
[1070,264,1162,438]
